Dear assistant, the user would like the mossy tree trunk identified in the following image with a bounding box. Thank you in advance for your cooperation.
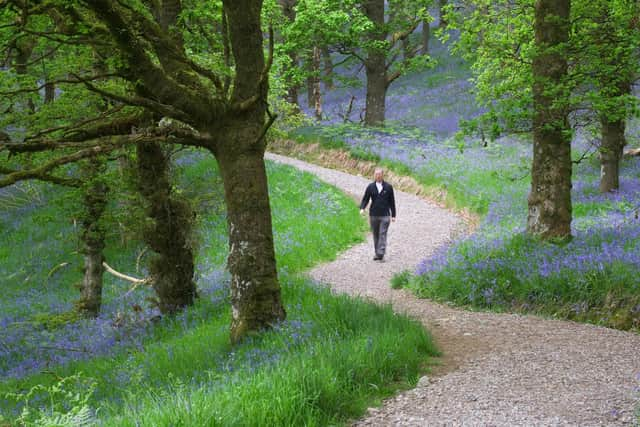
[136,141,197,314]
[76,159,108,317]
[527,0,572,239]
[218,0,286,342]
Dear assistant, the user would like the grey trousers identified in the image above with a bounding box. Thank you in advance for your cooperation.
[370,216,391,257]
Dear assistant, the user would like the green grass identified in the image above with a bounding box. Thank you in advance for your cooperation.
[98,278,437,426]
[0,151,437,425]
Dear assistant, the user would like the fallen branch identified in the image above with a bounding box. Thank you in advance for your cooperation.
[102,261,150,284]
[623,147,640,157]
[46,262,70,282]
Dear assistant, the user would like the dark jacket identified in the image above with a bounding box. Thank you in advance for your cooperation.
[360,181,396,217]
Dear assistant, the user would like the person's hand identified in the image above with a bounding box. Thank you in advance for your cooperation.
[392,217,396,223]
[359,209,365,215]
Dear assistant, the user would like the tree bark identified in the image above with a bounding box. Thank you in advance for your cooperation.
[44,82,55,104]
[136,141,197,314]
[599,115,626,192]
[322,46,334,90]
[527,0,572,239]
[306,52,317,108]
[363,0,387,126]
[439,0,448,28]
[221,0,286,342]
[278,0,300,110]
[14,36,36,113]
[215,145,285,343]
[285,52,300,110]
[76,159,108,317]
[421,19,430,54]
[312,46,323,120]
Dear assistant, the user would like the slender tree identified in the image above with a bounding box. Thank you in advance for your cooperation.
[277,0,301,109]
[361,0,430,126]
[76,158,108,317]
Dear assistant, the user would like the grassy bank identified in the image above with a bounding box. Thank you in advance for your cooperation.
[0,151,437,425]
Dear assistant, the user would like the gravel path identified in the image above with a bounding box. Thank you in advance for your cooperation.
[267,152,640,427]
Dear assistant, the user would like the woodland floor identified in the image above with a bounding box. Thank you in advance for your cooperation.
[266,152,640,427]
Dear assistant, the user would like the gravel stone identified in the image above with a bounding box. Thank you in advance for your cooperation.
[267,153,640,427]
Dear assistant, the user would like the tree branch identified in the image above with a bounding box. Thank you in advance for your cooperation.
[73,74,193,124]
[0,74,122,97]
[229,25,274,113]
[0,165,80,187]
[0,142,126,188]
[25,106,126,142]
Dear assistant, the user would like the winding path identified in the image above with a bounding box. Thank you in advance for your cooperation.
[267,153,640,427]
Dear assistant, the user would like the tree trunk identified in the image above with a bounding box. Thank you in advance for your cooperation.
[136,141,197,314]
[363,0,387,126]
[215,146,286,343]
[278,0,300,109]
[14,37,36,113]
[222,0,286,342]
[306,52,319,109]
[322,46,334,90]
[599,115,626,192]
[421,20,430,54]
[76,159,108,317]
[312,46,323,120]
[44,81,55,104]
[527,0,572,239]
[222,7,232,95]
[439,0,448,28]
[285,52,300,110]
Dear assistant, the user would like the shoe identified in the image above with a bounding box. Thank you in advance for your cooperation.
[373,255,382,261]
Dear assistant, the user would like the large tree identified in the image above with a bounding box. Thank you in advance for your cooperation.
[0,0,286,342]
[527,0,572,238]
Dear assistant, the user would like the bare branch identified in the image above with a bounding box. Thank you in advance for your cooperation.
[390,20,420,46]
[103,261,151,285]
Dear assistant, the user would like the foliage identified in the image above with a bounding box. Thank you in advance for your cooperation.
[1,373,97,427]
[390,270,411,289]
[446,0,640,139]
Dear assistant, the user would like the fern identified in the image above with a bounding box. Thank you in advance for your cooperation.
[3,373,97,426]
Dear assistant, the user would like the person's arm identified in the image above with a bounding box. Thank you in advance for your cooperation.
[359,185,371,213]
[389,185,396,219]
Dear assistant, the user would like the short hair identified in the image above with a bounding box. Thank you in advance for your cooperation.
[374,168,384,174]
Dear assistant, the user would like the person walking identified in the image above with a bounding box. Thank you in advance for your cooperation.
[360,168,396,261]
